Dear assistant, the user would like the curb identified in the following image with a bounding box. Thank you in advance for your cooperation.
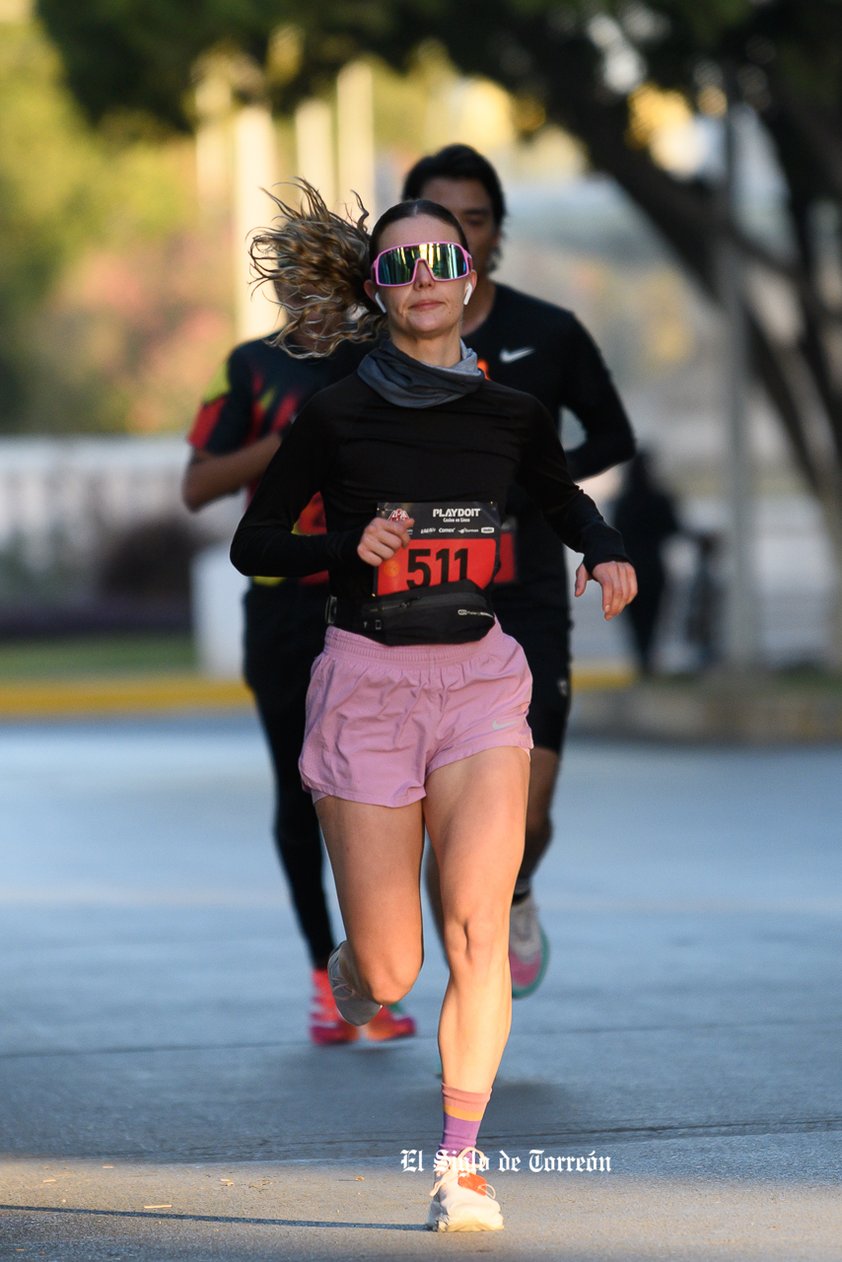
[0,675,251,719]
[573,679,842,744]
[0,664,634,721]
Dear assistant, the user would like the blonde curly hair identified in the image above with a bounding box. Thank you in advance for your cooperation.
[249,180,384,358]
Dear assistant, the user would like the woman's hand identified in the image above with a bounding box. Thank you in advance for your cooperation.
[357,516,415,566]
[574,560,638,621]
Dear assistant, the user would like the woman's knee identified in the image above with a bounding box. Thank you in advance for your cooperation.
[442,908,509,973]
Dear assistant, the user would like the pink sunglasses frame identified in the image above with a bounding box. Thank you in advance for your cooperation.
[370,241,473,287]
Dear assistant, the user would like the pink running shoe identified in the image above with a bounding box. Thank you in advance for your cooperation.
[508,894,549,998]
[364,1001,417,1042]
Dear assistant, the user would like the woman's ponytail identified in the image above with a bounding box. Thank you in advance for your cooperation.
[249,180,385,357]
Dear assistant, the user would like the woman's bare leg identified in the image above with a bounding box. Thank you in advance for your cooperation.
[423,747,530,1092]
[315,797,426,1005]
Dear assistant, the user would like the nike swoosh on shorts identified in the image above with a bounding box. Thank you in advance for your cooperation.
[491,718,517,730]
[499,347,534,364]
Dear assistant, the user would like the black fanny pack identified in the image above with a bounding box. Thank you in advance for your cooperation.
[326,581,496,646]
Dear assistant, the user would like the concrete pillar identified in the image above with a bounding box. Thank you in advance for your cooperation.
[191,544,248,678]
[194,70,231,216]
[233,103,280,342]
[336,61,376,218]
[294,98,336,207]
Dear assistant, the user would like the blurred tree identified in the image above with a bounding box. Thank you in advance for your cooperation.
[0,15,232,434]
[35,0,281,130]
[0,20,104,423]
[37,0,842,640]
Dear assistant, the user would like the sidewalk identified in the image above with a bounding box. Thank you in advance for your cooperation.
[1,720,840,1258]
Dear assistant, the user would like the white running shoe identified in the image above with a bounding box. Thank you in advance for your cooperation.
[509,893,549,999]
[327,942,381,1026]
[426,1148,504,1232]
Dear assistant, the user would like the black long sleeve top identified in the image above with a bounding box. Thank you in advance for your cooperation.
[230,370,628,604]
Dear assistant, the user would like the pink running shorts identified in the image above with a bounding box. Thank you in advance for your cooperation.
[299,619,533,808]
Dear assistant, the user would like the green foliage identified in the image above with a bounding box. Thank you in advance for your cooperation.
[0,26,101,310]
[33,0,842,235]
[36,0,842,138]
[36,0,287,129]
[648,0,754,50]
[0,22,105,421]
[0,16,227,435]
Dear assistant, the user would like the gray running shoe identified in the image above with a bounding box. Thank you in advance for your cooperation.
[327,942,381,1026]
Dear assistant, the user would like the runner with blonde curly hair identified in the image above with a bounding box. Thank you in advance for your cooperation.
[232,183,637,1231]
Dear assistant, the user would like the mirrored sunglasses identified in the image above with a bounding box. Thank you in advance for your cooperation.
[371,241,472,287]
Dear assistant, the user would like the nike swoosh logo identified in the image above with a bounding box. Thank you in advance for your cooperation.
[499,347,534,364]
[491,719,517,730]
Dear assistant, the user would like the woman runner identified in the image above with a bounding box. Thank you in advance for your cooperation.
[230,184,637,1232]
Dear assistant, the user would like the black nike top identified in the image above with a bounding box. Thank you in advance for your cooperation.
[230,370,628,607]
[466,284,635,609]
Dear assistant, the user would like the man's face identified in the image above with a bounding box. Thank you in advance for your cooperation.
[417,177,501,281]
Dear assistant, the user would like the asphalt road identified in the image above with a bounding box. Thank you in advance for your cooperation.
[1,715,840,1260]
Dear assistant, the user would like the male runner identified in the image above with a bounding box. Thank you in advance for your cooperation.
[403,144,636,996]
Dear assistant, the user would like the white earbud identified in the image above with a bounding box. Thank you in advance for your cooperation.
[463,282,474,305]
[374,292,387,313]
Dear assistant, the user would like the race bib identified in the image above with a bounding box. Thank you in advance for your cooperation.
[374,501,500,596]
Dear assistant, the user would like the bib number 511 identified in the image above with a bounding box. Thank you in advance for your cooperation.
[407,546,470,587]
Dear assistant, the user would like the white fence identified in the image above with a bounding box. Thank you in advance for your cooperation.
[0,437,241,572]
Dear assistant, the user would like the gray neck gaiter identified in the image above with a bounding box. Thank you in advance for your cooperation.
[357,338,483,408]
